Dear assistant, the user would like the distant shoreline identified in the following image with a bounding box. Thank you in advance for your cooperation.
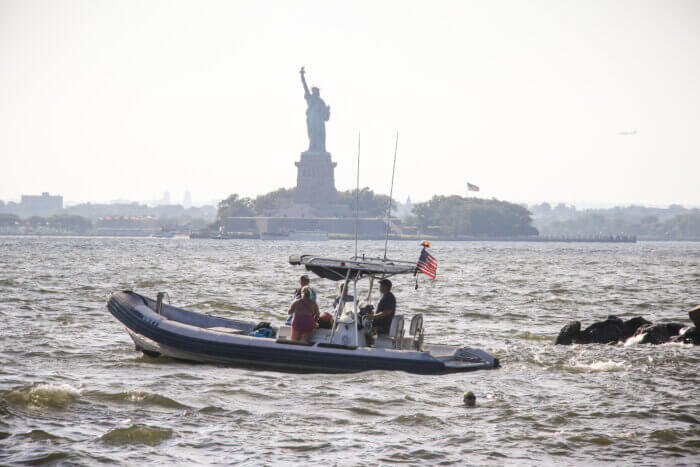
[1,234,698,242]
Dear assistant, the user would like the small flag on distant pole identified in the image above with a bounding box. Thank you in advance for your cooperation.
[467,182,480,192]
[416,243,438,278]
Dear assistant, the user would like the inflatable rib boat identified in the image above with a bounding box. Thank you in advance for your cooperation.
[106,249,499,374]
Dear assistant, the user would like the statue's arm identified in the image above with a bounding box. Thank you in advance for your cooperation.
[300,68,310,96]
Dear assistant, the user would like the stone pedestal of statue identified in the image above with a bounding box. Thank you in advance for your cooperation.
[294,151,338,206]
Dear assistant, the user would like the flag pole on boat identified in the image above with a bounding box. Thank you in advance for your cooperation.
[384,132,399,260]
[354,132,361,258]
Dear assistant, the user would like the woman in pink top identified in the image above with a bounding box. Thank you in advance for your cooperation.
[288,286,319,342]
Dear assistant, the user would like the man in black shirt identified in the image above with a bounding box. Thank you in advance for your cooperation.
[368,279,396,335]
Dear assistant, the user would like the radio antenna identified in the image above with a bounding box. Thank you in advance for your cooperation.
[354,132,361,258]
[383,132,399,260]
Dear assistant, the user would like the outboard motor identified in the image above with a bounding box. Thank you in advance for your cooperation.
[331,311,358,347]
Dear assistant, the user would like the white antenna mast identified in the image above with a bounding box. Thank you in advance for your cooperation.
[354,132,361,258]
[383,133,399,260]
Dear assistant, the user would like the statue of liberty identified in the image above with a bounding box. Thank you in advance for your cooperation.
[300,67,330,154]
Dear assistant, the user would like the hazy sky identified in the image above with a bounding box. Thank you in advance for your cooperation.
[1,0,698,207]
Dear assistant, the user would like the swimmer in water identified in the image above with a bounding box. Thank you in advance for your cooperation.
[463,391,476,407]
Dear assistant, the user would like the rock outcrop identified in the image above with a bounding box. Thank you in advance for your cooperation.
[690,305,700,327]
[555,315,650,345]
[671,326,700,345]
[631,322,686,345]
[554,307,699,346]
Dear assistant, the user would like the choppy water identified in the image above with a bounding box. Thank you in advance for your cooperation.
[1,237,698,465]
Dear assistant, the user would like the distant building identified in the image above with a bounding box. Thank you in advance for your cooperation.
[222,216,390,236]
[20,192,63,216]
[157,191,171,206]
[396,196,414,219]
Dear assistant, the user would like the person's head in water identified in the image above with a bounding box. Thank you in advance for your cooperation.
[463,391,476,407]
[301,286,312,300]
[379,279,392,295]
[300,275,310,287]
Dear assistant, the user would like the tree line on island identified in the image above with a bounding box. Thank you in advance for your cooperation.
[530,202,700,240]
[216,188,539,237]
[0,213,93,233]
[217,188,393,219]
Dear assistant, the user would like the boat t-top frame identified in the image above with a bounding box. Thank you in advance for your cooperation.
[288,254,417,281]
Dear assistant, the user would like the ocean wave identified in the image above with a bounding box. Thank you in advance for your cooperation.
[188,300,250,312]
[134,279,169,287]
[15,429,68,442]
[352,396,407,407]
[561,360,626,372]
[623,333,647,347]
[542,294,570,303]
[460,311,494,319]
[88,390,190,409]
[2,383,81,409]
[197,405,230,414]
[390,413,446,427]
[100,424,173,446]
[278,441,332,452]
[517,331,552,341]
[17,451,71,464]
[344,407,383,417]
[567,433,614,446]
[649,429,684,443]
[210,388,270,400]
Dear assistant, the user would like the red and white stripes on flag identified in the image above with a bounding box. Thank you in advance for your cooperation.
[416,248,438,278]
[467,182,480,192]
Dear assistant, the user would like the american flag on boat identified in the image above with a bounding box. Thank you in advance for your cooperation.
[416,248,438,278]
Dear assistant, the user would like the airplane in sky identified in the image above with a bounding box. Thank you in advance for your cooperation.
[619,130,637,136]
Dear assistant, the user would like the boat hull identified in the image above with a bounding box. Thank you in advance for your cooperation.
[106,291,497,374]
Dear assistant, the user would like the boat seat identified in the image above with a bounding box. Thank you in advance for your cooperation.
[409,314,424,351]
[277,325,293,340]
[373,335,394,349]
[389,315,405,349]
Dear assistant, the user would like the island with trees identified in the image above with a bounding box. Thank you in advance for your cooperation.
[212,188,539,240]
[2,192,697,240]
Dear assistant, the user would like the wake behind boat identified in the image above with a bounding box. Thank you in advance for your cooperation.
[106,246,499,374]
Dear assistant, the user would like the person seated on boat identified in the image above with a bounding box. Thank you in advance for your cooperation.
[293,275,317,302]
[332,283,355,310]
[287,286,320,342]
[366,279,396,335]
